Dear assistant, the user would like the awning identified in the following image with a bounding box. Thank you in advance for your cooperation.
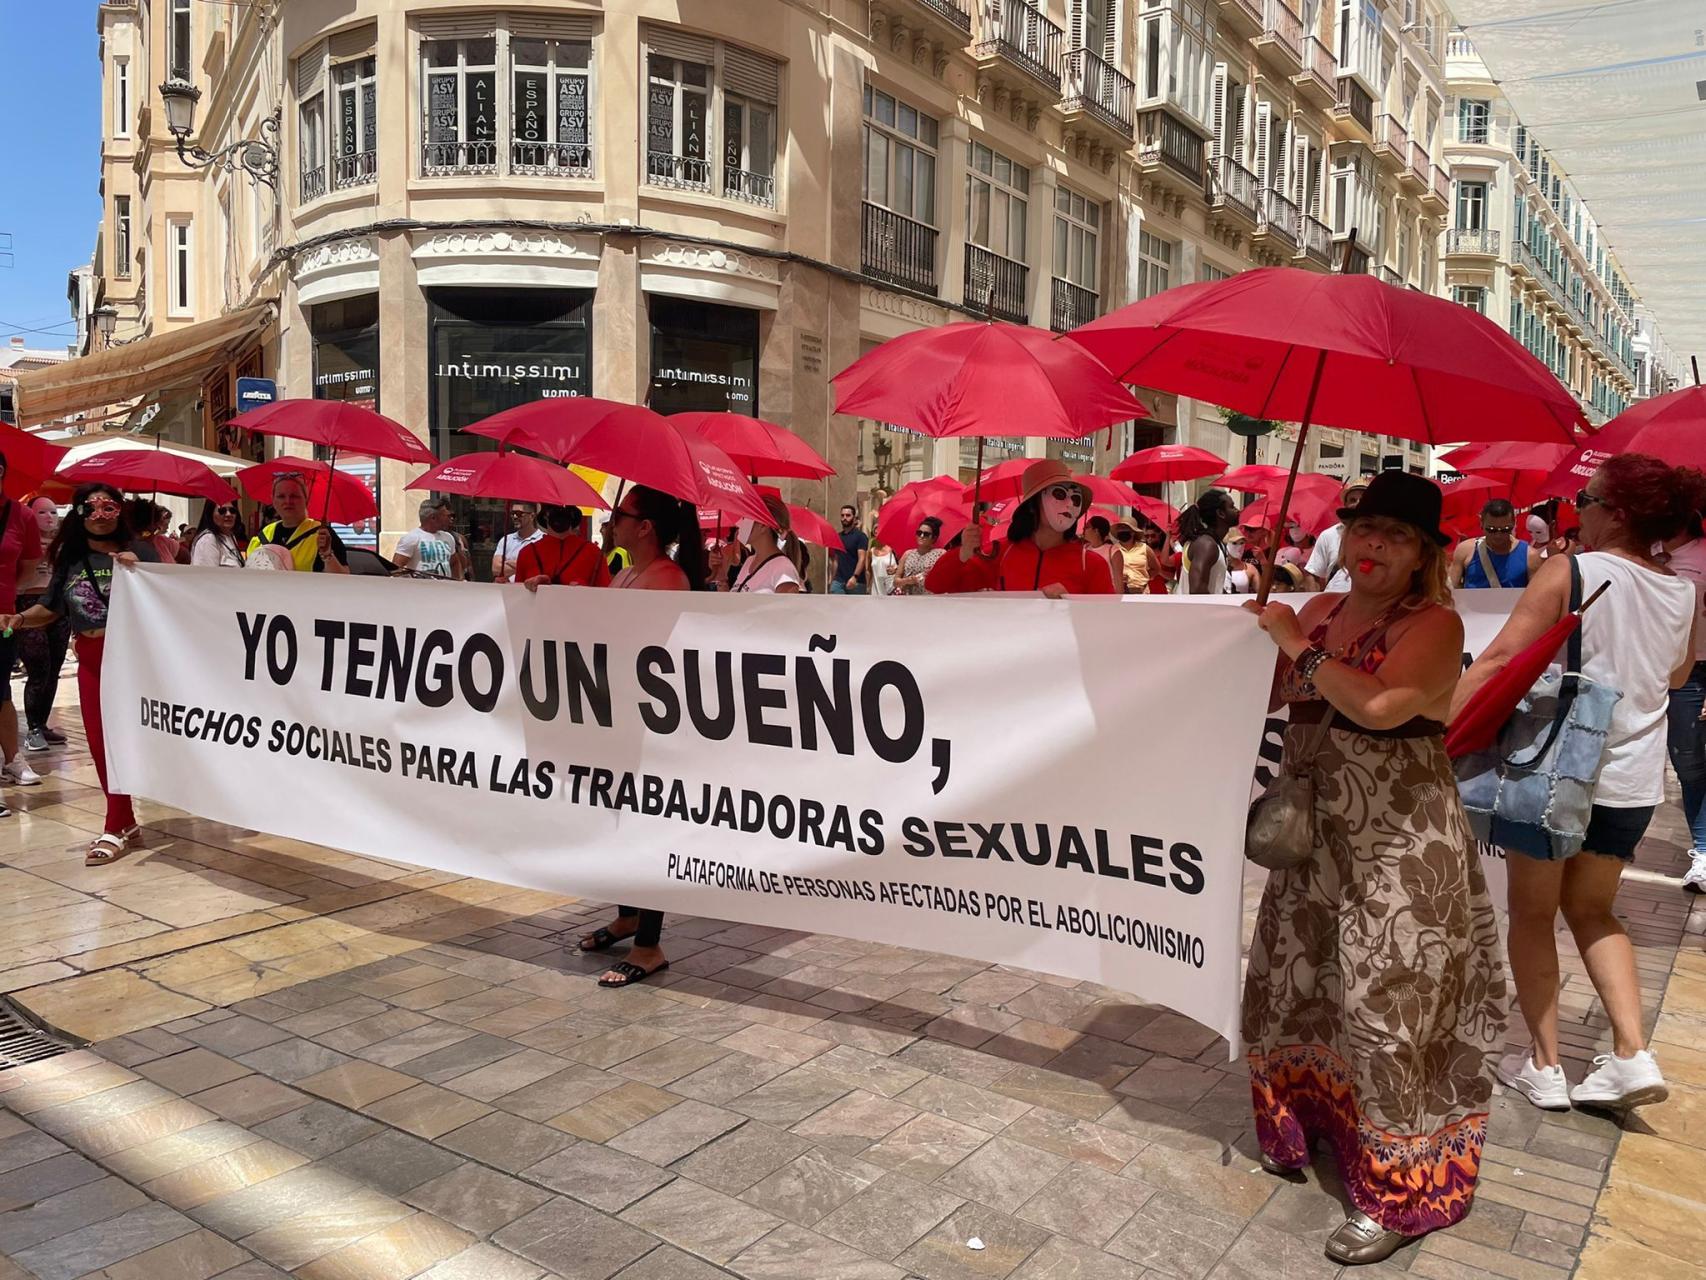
[9,303,275,427]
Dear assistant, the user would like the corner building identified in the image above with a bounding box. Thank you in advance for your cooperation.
[80,0,1470,570]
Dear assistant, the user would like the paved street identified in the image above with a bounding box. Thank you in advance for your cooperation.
[0,707,1699,1280]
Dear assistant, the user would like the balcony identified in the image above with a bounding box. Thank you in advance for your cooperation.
[332,149,377,191]
[1380,265,1403,287]
[1216,0,1265,40]
[972,1,1065,96]
[1293,35,1336,106]
[1334,240,1371,275]
[889,0,973,39]
[300,165,327,204]
[1425,164,1450,210]
[965,244,1028,323]
[1254,188,1299,249]
[1334,77,1374,140]
[1253,1,1303,72]
[1136,107,1206,197]
[1445,228,1500,257]
[422,140,498,177]
[511,142,594,179]
[862,203,938,294]
[1060,47,1135,140]
[646,152,712,193]
[1403,139,1429,192]
[1294,214,1332,268]
[1373,114,1408,170]
[1207,154,1259,227]
[1050,277,1099,333]
[725,167,777,208]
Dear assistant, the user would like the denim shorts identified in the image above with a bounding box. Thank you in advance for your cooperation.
[1582,804,1656,861]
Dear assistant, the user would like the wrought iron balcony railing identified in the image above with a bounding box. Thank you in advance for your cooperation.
[862,202,938,294]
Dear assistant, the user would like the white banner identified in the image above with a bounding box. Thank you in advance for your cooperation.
[103,567,1275,1047]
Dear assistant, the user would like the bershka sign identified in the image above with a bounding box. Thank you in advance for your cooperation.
[103,569,1273,1047]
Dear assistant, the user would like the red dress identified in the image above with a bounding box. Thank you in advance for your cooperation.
[516,534,612,588]
[925,540,1119,594]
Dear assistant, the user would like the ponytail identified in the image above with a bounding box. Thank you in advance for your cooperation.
[630,485,713,590]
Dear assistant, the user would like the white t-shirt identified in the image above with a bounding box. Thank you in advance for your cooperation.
[1666,539,1706,661]
[396,527,457,578]
[190,531,243,567]
[1577,553,1696,807]
[732,553,802,594]
[1306,524,1351,592]
[870,550,897,598]
[494,529,543,576]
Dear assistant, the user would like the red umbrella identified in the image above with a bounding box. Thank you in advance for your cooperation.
[670,413,834,481]
[876,477,973,552]
[1439,442,1493,471]
[1438,473,1502,518]
[228,400,437,465]
[786,504,842,550]
[405,452,607,510]
[1239,479,1341,537]
[832,322,1148,442]
[463,398,773,526]
[965,464,1144,511]
[1109,444,1226,484]
[0,423,69,501]
[1215,463,1292,493]
[1445,581,1610,758]
[238,458,377,526]
[1539,385,1706,498]
[1068,267,1580,599]
[1462,440,1575,508]
[56,450,236,505]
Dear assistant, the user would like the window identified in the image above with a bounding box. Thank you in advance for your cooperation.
[332,58,377,187]
[1138,0,1215,129]
[724,94,775,205]
[423,37,499,173]
[646,52,711,190]
[1457,98,1488,143]
[1330,150,1374,237]
[1136,229,1173,299]
[512,38,592,177]
[168,219,192,315]
[1452,285,1485,314]
[1199,263,1231,283]
[966,142,1029,264]
[168,0,192,81]
[1455,180,1485,230]
[114,58,131,137]
[863,86,938,227]
[1053,186,1100,294]
[1337,0,1381,84]
[644,33,780,205]
[299,89,326,201]
[113,195,132,279]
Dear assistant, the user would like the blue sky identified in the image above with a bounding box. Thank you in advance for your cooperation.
[0,1,102,351]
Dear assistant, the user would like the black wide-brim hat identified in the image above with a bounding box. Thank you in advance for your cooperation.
[1337,471,1450,546]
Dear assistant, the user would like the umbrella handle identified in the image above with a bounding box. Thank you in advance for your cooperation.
[1576,581,1609,615]
[322,446,339,525]
[1255,348,1328,606]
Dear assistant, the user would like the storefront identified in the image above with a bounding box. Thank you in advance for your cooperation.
[646,296,758,416]
[427,287,592,578]
[311,295,382,550]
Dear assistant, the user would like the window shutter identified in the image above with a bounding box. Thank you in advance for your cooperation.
[723,45,781,103]
[1209,64,1226,161]
[1253,102,1271,190]
[327,24,376,62]
[417,13,497,41]
[509,13,597,40]
[1069,0,1086,49]
[295,41,327,99]
[1100,0,1116,62]
[647,27,715,65]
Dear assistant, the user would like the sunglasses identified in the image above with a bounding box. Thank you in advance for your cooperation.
[1046,486,1083,506]
[1114,531,1136,542]
[1483,525,1514,535]
[215,505,238,515]
[1575,490,1605,511]
[916,528,935,539]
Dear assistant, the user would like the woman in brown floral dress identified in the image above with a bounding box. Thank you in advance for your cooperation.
[1242,473,1507,1266]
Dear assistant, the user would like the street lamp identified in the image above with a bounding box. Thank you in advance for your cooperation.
[158,79,281,188]
[92,305,118,348]
[871,432,895,494]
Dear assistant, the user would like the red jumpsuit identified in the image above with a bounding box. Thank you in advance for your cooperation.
[925,539,1120,594]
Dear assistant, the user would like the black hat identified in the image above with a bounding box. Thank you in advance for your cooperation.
[1337,471,1449,546]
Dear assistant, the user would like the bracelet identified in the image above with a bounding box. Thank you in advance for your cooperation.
[1293,646,1332,687]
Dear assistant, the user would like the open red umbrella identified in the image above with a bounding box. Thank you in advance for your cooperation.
[1109,444,1226,485]
[57,449,236,504]
[786,504,842,550]
[1439,442,1493,471]
[876,477,973,552]
[1239,476,1342,537]
[0,423,69,501]
[1437,473,1502,518]
[1068,267,1581,599]
[1462,440,1574,508]
[463,398,773,526]
[227,400,437,465]
[965,464,1144,511]
[670,413,834,481]
[1540,385,1706,498]
[405,452,606,510]
[238,458,376,526]
[1215,463,1292,493]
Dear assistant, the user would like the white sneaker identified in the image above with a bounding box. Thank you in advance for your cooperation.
[2,760,42,787]
[1496,1051,1571,1110]
[1571,1050,1668,1109]
[1684,851,1706,894]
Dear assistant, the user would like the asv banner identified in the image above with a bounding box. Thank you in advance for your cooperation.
[103,567,1274,1047]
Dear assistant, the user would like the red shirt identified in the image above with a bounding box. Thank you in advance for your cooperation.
[0,500,44,612]
[516,534,612,588]
[925,539,1120,595]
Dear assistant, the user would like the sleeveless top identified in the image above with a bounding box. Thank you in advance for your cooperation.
[1174,538,1227,595]
[1464,539,1530,589]
[1280,597,1446,739]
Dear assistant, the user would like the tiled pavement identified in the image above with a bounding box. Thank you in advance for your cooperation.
[0,710,1701,1279]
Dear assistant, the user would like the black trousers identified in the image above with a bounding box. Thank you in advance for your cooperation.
[616,907,664,948]
[15,595,69,733]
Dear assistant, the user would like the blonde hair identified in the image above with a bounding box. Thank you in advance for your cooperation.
[1412,537,1452,608]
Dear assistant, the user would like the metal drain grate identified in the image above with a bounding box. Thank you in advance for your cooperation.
[0,998,83,1069]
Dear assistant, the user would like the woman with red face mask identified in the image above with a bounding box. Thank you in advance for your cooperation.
[924,460,1118,598]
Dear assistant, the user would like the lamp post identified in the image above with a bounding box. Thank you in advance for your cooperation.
[158,79,281,187]
[871,432,895,494]
[92,305,118,351]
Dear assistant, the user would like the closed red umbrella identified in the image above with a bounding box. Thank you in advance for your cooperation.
[1540,385,1706,498]
[405,452,607,509]
[238,458,376,526]
[57,449,236,504]
[671,413,834,481]
[1109,444,1226,484]
[228,400,436,465]
[463,398,773,526]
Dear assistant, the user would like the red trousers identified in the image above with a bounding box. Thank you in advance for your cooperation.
[76,635,135,836]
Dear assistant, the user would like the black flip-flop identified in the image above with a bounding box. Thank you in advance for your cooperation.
[578,927,627,953]
[598,960,669,989]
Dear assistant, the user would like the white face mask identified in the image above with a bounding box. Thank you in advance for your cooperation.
[734,519,755,544]
[1040,486,1083,535]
